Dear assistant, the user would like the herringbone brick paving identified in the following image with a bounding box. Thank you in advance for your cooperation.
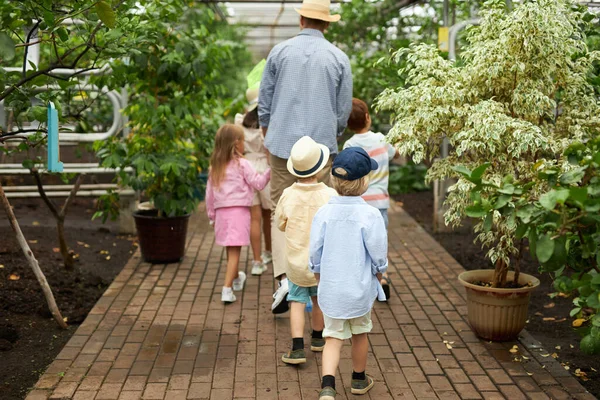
[26,204,597,400]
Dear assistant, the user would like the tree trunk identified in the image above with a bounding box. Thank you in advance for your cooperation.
[32,170,83,270]
[513,240,523,285]
[57,218,73,270]
[492,258,508,288]
[0,182,67,329]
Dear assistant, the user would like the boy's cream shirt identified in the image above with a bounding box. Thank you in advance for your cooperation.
[275,182,338,287]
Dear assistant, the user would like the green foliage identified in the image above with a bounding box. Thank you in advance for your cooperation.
[94,1,251,219]
[377,0,600,271]
[388,163,429,195]
[327,0,417,131]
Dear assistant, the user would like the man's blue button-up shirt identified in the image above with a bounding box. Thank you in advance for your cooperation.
[259,28,353,159]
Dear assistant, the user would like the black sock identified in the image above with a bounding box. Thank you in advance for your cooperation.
[312,330,323,339]
[352,371,366,381]
[292,337,304,351]
[322,375,335,389]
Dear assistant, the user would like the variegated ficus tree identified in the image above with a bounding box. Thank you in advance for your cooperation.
[377,0,600,286]
[378,0,600,352]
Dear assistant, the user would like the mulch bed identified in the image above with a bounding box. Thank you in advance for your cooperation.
[396,191,600,397]
[0,198,137,400]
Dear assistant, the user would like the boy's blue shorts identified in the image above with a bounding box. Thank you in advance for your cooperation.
[288,281,318,304]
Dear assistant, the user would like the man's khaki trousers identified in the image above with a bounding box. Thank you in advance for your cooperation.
[269,154,333,279]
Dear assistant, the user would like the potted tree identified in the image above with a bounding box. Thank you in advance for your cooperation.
[94,1,250,263]
[376,0,600,340]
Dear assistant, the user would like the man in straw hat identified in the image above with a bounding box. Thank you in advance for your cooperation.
[258,0,353,315]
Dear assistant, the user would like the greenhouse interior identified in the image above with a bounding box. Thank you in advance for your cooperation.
[1,0,600,399]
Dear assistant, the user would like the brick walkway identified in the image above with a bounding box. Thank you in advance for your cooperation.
[26,205,596,400]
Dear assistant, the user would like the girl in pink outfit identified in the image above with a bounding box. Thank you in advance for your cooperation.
[206,124,271,303]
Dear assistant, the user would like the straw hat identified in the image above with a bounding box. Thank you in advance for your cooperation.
[295,0,341,23]
[287,136,330,178]
[246,86,259,112]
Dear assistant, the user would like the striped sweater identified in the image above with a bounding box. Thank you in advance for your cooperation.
[344,131,396,210]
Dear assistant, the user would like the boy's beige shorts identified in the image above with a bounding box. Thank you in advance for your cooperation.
[269,154,333,279]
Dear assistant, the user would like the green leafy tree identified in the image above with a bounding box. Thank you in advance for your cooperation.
[377,0,600,288]
[94,1,252,220]
[0,0,139,327]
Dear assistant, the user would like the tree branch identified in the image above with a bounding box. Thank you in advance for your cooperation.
[60,174,85,217]
[0,182,67,329]
[22,21,41,78]
[31,168,60,220]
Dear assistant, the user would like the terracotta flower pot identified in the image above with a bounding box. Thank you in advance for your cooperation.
[133,210,190,264]
[458,269,540,341]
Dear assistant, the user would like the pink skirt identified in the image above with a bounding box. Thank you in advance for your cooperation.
[214,206,251,247]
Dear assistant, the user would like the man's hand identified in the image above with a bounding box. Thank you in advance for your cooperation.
[314,273,320,283]
[376,272,382,281]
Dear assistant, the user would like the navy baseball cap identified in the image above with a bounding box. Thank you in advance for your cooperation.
[332,147,378,181]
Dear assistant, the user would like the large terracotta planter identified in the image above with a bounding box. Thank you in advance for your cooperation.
[133,210,190,264]
[458,269,540,341]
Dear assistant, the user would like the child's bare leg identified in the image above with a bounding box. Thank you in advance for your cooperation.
[261,208,272,253]
[351,333,369,373]
[250,205,262,262]
[290,301,306,338]
[321,337,343,377]
[224,246,241,288]
[310,296,324,332]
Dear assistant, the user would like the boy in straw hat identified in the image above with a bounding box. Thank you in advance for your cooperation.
[275,136,337,365]
[259,0,352,315]
[309,147,388,399]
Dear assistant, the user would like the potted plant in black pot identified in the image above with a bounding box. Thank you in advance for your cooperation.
[376,0,600,340]
[93,0,249,263]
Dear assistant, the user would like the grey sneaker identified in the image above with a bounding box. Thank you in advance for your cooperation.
[251,261,267,276]
[351,374,374,395]
[319,386,336,399]
[281,349,306,365]
[310,337,325,352]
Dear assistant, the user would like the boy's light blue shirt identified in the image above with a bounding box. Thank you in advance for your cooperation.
[309,196,388,319]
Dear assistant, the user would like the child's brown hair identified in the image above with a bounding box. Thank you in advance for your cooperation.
[347,98,369,132]
[209,124,244,188]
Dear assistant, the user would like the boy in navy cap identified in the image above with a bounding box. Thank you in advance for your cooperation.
[309,147,388,399]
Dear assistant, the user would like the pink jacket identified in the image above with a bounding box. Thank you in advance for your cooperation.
[206,158,271,222]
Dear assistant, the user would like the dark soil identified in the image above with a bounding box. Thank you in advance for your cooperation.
[396,191,600,397]
[0,198,137,400]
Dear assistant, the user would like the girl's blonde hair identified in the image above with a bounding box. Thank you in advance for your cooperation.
[209,124,244,188]
[331,169,369,196]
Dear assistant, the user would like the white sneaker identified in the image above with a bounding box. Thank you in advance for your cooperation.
[221,287,236,303]
[233,271,247,291]
[271,278,289,314]
[251,261,267,276]
[261,251,273,265]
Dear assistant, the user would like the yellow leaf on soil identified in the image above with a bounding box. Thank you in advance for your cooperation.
[100,250,109,255]
[106,256,111,261]
[555,346,561,350]
[543,317,555,321]
[9,274,20,281]
[544,302,555,308]
[28,240,38,244]
[32,221,39,226]
[573,319,585,327]
[509,345,519,354]
[0,264,4,269]
[551,353,559,359]
[52,248,60,253]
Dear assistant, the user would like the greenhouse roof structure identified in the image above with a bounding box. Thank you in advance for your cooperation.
[206,0,422,58]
